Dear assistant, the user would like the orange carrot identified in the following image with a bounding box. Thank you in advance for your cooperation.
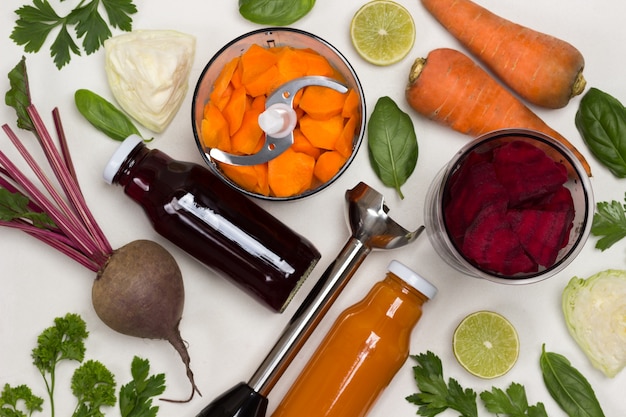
[421,0,585,109]
[405,48,591,176]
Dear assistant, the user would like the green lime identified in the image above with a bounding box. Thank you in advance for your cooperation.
[452,311,520,379]
[350,0,416,66]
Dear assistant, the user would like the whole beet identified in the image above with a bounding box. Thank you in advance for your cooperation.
[93,239,200,401]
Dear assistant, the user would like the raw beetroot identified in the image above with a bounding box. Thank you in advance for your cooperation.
[444,140,575,276]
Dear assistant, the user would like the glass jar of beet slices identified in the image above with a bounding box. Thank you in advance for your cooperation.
[424,129,593,284]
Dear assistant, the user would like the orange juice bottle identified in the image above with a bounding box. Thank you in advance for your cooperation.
[270,260,437,417]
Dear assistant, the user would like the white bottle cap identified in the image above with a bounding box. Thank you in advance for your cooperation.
[258,103,297,138]
[103,135,144,185]
[388,260,438,300]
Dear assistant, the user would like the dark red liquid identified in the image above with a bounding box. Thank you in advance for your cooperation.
[112,143,320,312]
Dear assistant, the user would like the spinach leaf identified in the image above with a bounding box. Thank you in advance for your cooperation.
[239,0,315,25]
[74,89,150,142]
[539,345,605,417]
[575,87,626,177]
[367,96,418,199]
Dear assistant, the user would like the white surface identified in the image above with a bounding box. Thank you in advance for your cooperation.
[0,0,624,416]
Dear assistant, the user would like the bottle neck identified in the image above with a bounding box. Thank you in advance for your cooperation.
[112,143,150,187]
[365,273,428,328]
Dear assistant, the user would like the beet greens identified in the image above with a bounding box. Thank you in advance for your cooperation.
[2,57,200,402]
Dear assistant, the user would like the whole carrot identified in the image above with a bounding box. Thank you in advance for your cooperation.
[421,0,586,109]
[405,48,591,176]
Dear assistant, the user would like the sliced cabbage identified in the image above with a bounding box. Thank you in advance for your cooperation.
[562,270,626,377]
[104,30,196,133]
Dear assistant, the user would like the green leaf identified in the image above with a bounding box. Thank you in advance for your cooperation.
[406,352,478,417]
[367,96,418,199]
[31,313,88,374]
[5,57,33,131]
[71,360,116,417]
[0,384,44,417]
[540,345,605,417]
[239,0,315,25]
[10,0,138,69]
[10,0,61,53]
[0,189,55,228]
[575,87,626,178]
[102,0,137,31]
[74,89,148,141]
[590,196,626,250]
[480,383,548,417]
[119,357,165,417]
[70,2,112,54]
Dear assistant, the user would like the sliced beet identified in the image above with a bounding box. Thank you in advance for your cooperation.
[462,206,538,275]
[492,141,568,206]
[444,158,508,246]
[507,208,575,266]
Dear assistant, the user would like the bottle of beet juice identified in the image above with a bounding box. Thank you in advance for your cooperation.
[103,135,321,313]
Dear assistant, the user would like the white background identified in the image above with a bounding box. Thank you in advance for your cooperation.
[1,0,624,416]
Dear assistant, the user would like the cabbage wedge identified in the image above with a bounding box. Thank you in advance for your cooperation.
[104,30,196,133]
[562,270,626,377]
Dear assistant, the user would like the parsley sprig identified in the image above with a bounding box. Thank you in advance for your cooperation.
[406,351,548,417]
[11,0,138,69]
[1,313,167,417]
[590,194,626,250]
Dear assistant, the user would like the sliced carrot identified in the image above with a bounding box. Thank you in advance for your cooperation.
[421,0,585,109]
[268,148,315,197]
[292,128,322,159]
[314,151,347,183]
[299,114,344,150]
[230,58,244,89]
[253,163,270,196]
[210,57,240,110]
[275,46,309,84]
[405,48,591,176]
[231,103,264,154]
[342,89,360,119]
[241,44,278,86]
[219,164,259,193]
[299,86,347,119]
[244,64,281,97]
[202,102,231,151]
[222,85,248,135]
[301,49,336,77]
[335,115,358,159]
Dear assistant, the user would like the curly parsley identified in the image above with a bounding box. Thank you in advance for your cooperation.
[10,0,138,69]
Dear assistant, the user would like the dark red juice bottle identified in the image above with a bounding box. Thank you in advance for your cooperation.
[103,135,321,312]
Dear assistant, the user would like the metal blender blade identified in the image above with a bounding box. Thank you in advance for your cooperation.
[208,76,348,166]
[195,182,423,417]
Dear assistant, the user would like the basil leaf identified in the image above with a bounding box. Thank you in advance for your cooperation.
[540,345,605,417]
[74,89,149,142]
[575,87,626,177]
[367,96,418,199]
[5,56,34,132]
[239,0,315,25]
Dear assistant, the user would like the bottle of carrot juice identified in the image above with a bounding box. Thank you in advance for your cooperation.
[270,260,437,417]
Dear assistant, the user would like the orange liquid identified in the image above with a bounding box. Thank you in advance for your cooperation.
[271,273,427,417]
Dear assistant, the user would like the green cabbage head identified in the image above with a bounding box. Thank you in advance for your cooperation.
[562,269,626,377]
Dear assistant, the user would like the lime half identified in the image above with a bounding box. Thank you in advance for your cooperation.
[453,311,520,379]
[350,0,416,66]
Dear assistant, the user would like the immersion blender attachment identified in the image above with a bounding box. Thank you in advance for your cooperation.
[207,76,348,166]
[195,182,424,417]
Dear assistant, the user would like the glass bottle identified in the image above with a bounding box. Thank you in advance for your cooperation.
[270,260,437,417]
[103,135,321,312]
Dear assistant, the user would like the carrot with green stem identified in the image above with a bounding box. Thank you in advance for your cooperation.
[405,48,591,176]
[421,0,586,109]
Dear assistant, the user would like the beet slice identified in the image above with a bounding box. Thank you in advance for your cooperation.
[507,208,575,266]
[462,206,538,275]
[444,158,508,246]
[492,141,568,206]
